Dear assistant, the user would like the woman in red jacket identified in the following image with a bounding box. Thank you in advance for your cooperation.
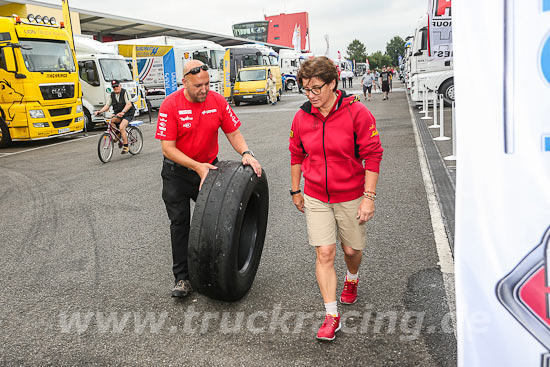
[289,56,383,341]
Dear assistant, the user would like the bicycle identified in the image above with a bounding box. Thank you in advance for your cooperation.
[97,114,144,163]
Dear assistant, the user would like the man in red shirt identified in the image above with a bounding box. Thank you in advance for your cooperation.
[155,60,262,298]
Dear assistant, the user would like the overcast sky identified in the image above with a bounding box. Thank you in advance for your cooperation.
[41,0,427,56]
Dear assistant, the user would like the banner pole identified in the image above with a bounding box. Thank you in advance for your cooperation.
[444,101,457,160]
[429,92,440,128]
[421,86,432,120]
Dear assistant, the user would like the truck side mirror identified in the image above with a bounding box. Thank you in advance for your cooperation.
[4,48,16,73]
[414,50,423,56]
[86,69,100,86]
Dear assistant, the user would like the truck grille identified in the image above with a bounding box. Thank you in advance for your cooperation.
[52,119,72,128]
[49,107,72,117]
[39,84,75,100]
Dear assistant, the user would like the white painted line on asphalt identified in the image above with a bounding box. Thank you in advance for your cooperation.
[407,91,456,334]
[0,133,101,158]
[407,93,454,273]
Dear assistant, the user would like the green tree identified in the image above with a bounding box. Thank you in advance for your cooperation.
[367,51,393,70]
[385,36,405,66]
[345,39,367,63]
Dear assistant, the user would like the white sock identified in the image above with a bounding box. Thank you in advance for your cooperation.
[324,301,338,316]
[346,270,359,282]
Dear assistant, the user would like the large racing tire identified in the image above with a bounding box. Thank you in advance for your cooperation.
[188,161,269,301]
[0,119,12,148]
[439,78,455,107]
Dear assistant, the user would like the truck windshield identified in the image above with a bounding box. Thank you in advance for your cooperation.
[237,69,266,82]
[193,51,211,68]
[211,50,225,70]
[99,59,133,82]
[19,39,75,72]
[243,54,260,67]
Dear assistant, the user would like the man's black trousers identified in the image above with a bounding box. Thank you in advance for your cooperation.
[161,161,200,283]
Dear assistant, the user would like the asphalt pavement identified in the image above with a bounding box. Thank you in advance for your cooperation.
[0,81,456,366]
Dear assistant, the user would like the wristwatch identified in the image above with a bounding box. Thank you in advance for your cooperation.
[241,150,255,157]
[290,189,301,196]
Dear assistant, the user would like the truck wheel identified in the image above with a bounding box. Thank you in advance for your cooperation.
[188,161,269,301]
[84,109,94,131]
[439,78,455,107]
[285,79,295,91]
[234,100,240,107]
[0,119,12,148]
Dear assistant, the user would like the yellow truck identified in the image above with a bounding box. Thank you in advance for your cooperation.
[233,65,282,106]
[0,14,84,147]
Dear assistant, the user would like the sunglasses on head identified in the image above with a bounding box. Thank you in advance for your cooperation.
[184,64,209,77]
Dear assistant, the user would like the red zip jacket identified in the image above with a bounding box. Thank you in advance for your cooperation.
[289,90,383,203]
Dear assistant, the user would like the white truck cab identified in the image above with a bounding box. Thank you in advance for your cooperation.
[278,49,305,90]
[74,35,145,129]
[409,14,454,106]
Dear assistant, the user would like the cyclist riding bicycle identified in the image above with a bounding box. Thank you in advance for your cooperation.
[95,80,136,154]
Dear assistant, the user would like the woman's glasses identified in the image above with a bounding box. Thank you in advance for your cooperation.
[302,82,327,95]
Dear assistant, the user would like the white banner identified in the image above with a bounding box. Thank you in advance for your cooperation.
[428,0,453,59]
[454,0,550,366]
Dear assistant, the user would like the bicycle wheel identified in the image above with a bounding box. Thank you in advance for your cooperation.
[127,127,143,155]
[97,132,114,163]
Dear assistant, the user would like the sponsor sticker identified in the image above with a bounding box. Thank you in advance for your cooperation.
[159,112,168,118]
[178,110,192,115]
[202,109,217,115]
[182,123,191,128]
[290,130,294,138]
[179,116,193,122]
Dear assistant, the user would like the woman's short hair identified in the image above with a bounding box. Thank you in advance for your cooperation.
[297,56,339,91]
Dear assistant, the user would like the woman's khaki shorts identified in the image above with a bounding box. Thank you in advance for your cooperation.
[304,194,366,250]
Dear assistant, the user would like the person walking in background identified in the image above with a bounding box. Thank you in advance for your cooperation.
[380,67,391,100]
[361,69,374,101]
[347,69,353,88]
[341,69,347,88]
[373,69,380,93]
[289,56,383,341]
[155,60,262,299]
[267,69,278,105]
[389,68,393,93]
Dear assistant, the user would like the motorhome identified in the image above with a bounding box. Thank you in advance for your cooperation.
[409,13,454,105]
[74,35,145,129]
[0,14,83,147]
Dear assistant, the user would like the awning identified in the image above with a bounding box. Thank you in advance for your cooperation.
[2,0,290,51]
